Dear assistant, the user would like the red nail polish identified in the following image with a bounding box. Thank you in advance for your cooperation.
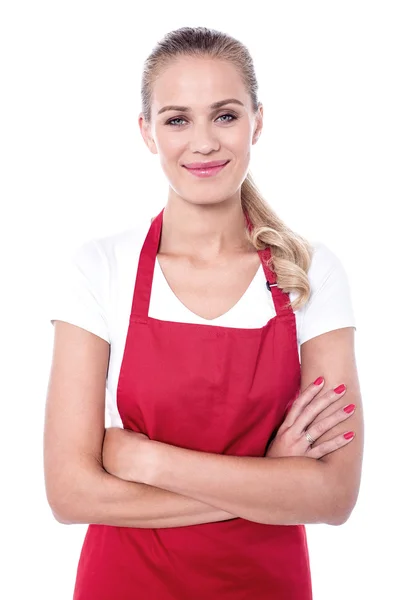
[314,376,324,385]
[343,403,355,413]
[334,384,346,394]
[343,431,354,440]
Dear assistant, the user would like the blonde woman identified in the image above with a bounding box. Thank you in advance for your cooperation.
[44,26,363,600]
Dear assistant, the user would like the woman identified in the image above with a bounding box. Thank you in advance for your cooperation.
[44,26,363,599]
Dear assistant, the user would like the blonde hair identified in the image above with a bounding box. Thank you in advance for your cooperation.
[141,26,314,312]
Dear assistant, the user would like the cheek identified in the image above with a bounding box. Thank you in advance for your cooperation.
[159,143,185,175]
[228,123,252,151]
[156,128,184,156]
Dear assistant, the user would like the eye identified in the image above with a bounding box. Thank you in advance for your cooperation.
[216,113,237,124]
[165,113,238,127]
[166,117,186,127]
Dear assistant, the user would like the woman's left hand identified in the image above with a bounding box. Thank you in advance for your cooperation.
[102,427,152,483]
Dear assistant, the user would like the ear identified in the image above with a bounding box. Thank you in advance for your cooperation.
[252,103,264,144]
[138,113,158,155]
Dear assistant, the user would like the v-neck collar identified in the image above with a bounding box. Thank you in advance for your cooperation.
[154,255,263,323]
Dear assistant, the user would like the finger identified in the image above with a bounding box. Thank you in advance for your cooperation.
[292,385,347,436]
[279,379,325,430]
[306,431,355,460]
[306,403,356,444]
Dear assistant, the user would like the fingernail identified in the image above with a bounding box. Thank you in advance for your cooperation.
[334,384,346,394]
[343,431,355,440]
[343,403,355,413]
[314,376,324,385]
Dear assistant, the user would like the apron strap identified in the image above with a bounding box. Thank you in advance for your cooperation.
[130,207,293,323]
[130,208,163,324]
[244,211,294,317]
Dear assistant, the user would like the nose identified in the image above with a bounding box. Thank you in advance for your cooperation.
[188,122,220,154]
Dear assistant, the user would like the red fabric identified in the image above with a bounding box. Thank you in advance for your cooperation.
[73,207,313,599]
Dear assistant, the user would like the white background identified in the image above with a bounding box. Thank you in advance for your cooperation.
[1,1,399,598]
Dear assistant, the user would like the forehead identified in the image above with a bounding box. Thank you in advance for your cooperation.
[152,57,248,110]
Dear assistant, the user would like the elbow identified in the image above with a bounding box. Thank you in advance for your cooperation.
[47,490,85,525]
[325,491,359,526]
[45,474,97,525]
[45,459,105,525]
[319,464,361,526]
[330,500,358,526]
[50,506,75,525]
[327,510,352,526]
[328,511,354,526]
[46,491,76,524]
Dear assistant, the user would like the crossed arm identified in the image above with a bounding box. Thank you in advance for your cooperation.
[102,429,334,526]
[45,323,363,528]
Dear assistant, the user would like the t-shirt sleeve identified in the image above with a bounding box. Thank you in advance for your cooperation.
[49,238,110,343]
[298,241,357,345]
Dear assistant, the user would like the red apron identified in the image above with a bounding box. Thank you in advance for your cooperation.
[73,207,313,599]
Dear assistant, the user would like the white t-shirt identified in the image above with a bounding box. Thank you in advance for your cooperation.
[49,216,357,427]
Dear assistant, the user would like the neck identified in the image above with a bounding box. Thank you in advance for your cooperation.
[159,196,253,261]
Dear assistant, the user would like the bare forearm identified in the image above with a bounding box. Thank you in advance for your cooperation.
[53,463,237,528]
[142,441,340,526]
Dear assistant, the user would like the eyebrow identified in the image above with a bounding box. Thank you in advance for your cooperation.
[157,98,245,116]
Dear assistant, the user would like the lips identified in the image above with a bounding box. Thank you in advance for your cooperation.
[183,160,229,169]
[182,160,230,178]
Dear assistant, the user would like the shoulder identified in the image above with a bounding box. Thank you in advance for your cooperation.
[70,217,151,279]
[49,217,152,343]
[292,240,356,345]
[306,239,347,291]
[89,217,151,266]
[289,239,350,306]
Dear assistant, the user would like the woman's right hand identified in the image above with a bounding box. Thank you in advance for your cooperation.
[265,378,356,460]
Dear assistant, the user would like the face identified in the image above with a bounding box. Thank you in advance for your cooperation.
[139,56,263,207]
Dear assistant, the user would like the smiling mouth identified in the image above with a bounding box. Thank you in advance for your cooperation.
[183,161,230,178]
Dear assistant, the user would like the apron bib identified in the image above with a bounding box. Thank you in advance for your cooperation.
[73,207,313,599]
